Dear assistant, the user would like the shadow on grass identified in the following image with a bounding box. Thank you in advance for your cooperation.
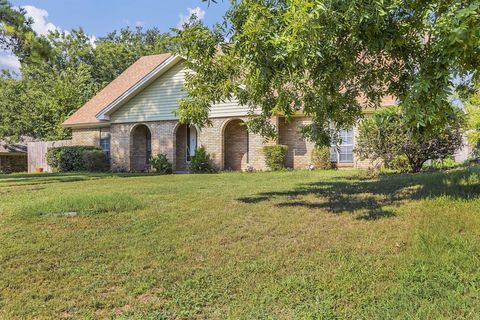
[237,166,480,220]
[0,171,158,188]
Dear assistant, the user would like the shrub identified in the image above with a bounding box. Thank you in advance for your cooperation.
[263,145,288,171]
[311,146,334,170]
[82,150,109,172]
[355,106,465,173]
[47,146,108,172]
[189,146,217,173]
[149,154,173,174]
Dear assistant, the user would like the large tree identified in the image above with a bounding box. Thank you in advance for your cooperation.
[0,27,174,141]
[0,0,49,62]
[93,27,175,87]
[176,0,480,145]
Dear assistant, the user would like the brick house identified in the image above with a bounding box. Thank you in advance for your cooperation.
[0,140,28,173]
[63,54,395,172]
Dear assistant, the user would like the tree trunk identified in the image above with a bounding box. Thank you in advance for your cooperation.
[410,159,425,173]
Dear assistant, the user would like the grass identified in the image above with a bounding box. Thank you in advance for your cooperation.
[0,167,480,319]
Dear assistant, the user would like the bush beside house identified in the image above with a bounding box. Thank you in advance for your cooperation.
[47,146,109,172]
[149,154,173,174]
[189,147,217,173]
[263,145,288,171]
[311,146,334,170]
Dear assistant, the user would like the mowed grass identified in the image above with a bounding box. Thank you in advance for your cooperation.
[1,168,480,319]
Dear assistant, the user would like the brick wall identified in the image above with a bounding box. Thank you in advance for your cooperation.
[278,117,316,169]
[97,116,380,172]
[110,121,176,172]
[71,128,101,146]
[199,117,276,171]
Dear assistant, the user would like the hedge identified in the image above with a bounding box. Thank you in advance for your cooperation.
[47,146,109,172]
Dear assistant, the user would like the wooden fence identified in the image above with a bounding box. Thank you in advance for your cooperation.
[27,140,72,173]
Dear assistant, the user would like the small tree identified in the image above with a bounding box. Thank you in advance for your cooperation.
[355,107,465,173]
[466,89,480,159]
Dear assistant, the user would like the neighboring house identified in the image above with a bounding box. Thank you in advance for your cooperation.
[0,140,28,173]
[63,54,395,172]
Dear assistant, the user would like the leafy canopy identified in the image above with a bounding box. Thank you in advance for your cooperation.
[0,0,50,62]
[466,85,480,151]
[355,106,465,173]
[177,0,480,145]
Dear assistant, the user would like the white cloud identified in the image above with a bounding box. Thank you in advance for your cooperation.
[0,5,97,73]
[88,35,97,48]
[22,5,58,36]
[178,7,206,28]
[135,21,145,27]
[0,52,21,71]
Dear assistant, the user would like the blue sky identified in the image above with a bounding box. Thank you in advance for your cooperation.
[1,0,231,70]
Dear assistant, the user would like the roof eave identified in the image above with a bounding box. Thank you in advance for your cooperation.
[62,122,111,129]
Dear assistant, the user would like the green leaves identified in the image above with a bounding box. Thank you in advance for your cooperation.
[355,106,465,172]
[0,26,174,141]
[175,0,480,146]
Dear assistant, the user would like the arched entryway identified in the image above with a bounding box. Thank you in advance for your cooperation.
[223,119,248,171]
[175,123,198,172]
[130,124,151,172]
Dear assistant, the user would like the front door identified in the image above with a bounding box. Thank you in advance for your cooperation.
[187,125,197,161]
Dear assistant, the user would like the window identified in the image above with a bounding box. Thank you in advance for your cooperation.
[186,125,197,161]
[330,129,354,163]
[100,130,110,160]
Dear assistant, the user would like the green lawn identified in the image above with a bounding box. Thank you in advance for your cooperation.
[1,168,480,319]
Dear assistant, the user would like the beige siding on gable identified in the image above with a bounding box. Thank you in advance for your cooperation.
[110,62,251,123]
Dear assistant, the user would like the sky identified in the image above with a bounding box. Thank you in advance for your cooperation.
[0,0,231,71]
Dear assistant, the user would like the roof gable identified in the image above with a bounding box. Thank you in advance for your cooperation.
[63,53,173,127]
[97,55,184,120]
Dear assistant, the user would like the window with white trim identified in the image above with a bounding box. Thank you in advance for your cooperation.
[330,129,354,163]
[100,130,111,160]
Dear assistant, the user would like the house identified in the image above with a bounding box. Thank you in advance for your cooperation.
[63,54,395,172]
[0,139,28,173]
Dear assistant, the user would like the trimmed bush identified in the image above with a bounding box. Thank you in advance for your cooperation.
[263,145,288,171]
[189,146,217,173]
[149,154,173,174]
[47,146,108,172]
[311,146,334,170]
[82,150,109,172]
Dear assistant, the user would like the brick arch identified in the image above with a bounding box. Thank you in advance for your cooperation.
[222,118,249,171]
[130,124,152,172]
[174,123,200,172]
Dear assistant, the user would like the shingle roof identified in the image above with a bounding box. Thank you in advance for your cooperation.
[63,53,171,127]
[0,139,29,154]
